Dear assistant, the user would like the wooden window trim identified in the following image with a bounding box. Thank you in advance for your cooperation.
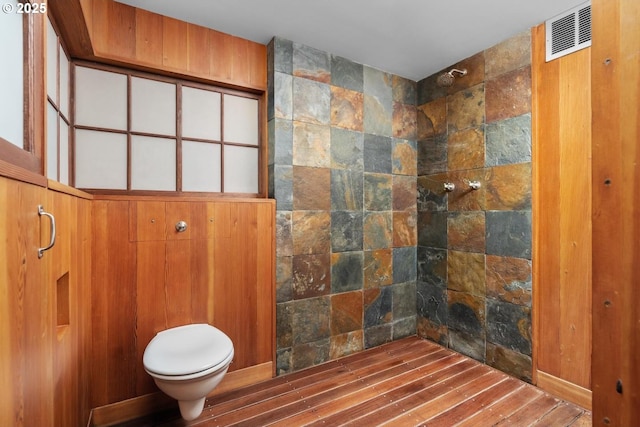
[0,11,46,186]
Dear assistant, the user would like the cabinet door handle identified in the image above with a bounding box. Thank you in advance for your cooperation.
[38,205,56,258]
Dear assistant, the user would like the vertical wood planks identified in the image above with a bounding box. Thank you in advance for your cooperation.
[532,24,562,378]
[78,0,267,91]
[532,22,593,399]
[91,200,137,406]
[91,197,275,405]
[134,9,163,66]
[162,16,188,71]
[591,0,640,424]
[0,178,51,427]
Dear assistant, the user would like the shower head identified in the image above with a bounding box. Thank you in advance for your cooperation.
[436,68,468,87]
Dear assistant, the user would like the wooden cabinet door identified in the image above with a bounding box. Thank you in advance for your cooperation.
[0,177,53,427]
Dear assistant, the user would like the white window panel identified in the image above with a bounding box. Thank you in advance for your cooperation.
[182,87,221,140]
[131,77,176,136]
[46,18,58,101]
[59,121,69,185]
[182,141,221,192]
[59,47,70,118]
[223,95,258,146]
[46,102,58,180]
[131,135,176,191]
[224,145,258,193]
[75,67,127,130]
[0,0,24,148]
[75,129,127,189]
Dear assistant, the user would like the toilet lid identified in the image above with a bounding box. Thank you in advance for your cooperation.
[143,324,234,376]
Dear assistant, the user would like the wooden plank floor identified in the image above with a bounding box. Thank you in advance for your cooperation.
[117,336,592,427]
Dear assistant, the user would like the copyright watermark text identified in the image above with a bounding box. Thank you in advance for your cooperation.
[2,2,47,14]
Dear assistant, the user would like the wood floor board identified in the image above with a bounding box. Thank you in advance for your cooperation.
[109,337,591,427]
[421,377,524,427]
[532,401,587,426]
[267,352,464,427]
[494,393,562,425]
[454,382,543,426]
[261,350,454,425]
[338,364,490,426]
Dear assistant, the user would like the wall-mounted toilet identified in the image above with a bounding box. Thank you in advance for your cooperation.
[143,323,234,421]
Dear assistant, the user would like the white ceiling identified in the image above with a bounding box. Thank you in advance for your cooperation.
[116,0,585,81]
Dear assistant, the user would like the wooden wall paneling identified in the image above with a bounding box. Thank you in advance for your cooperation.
[213,202,251,370]
[48,190,74,427]
[165,239,194,327]
[76,197,93,424]
[91,200,137,407]
[92,0,136,61]
[90,200,110,406]
[165,201,191,240]
[231,37,252,89]
[134,8,163,67]
[532,23,593,405]
[190,237,215,324]
[162,16,188,71]
[135,240,167,396]
[557,47,592,389]
[0,178,52,427]
[188,202,214,323]
[85,0,107,56]
[211,201,275,371]
[187,23,211,76]
[532,23,562,378]
[130,201,165,241]
[106,0,136,61]
[209,30,234,85]
[250,43,268,91]
[256,201,275,365]
[591,0,640,424]
[106,201,137,405]
[52,0,267,91]
[91,197,275,407]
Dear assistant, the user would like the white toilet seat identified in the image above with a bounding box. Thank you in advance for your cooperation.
[143,324,234,379]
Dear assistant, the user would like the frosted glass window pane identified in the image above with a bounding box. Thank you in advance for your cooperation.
[75,129,127,189]
[223,95,258,145]
[0,0,24,148]
[131,135,176,191]
[46,103,58,180]
[131,77,176,135]
[182,87,221,140]
[75,67,127,130]
[182,141,221,192]
[59,47,70,118]
[224,146,258,193]
[59,121,69,185]
[46,18,58,101]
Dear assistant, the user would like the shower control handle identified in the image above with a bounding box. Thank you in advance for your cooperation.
[468,181,482,190]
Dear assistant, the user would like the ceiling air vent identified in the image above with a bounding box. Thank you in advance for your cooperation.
[545,1,591,62]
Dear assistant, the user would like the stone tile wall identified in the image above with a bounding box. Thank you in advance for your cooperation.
[268,38,418,374]
[416,30,533,381]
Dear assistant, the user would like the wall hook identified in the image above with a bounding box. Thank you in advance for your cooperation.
[443,182,455,192]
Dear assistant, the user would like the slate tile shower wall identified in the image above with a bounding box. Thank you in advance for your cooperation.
[268,37,418,374]
[416,30,534,381]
